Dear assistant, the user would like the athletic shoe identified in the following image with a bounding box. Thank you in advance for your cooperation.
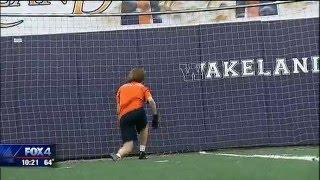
[110,153,120,162]
[138,151,148,159]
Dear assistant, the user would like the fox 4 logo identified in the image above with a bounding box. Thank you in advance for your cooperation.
[25,147,51,156]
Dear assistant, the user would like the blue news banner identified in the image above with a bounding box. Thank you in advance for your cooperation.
[0,144,55,167]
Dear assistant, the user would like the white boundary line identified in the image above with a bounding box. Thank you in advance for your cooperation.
[55,166,72,169]
[155,160,169,163]
[199,151,319,162]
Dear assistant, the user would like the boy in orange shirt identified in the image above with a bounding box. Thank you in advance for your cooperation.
[110,68,159,161]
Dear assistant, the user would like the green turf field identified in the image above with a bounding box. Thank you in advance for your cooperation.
[1,146,319,180]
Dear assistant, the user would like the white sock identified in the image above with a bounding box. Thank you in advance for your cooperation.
[116,153,121,158]
[140,145,146,152]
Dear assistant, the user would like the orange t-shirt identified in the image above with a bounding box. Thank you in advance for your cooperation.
[116,82,152,119]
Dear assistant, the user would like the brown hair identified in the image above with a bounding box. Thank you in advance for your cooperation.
[127,68,146,83]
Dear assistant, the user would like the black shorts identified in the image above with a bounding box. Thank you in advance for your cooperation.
[120,108,148,143]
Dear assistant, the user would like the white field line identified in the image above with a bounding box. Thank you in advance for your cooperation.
[55,166,72,169]
[199,151,319,162]
[155,160,169,163]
